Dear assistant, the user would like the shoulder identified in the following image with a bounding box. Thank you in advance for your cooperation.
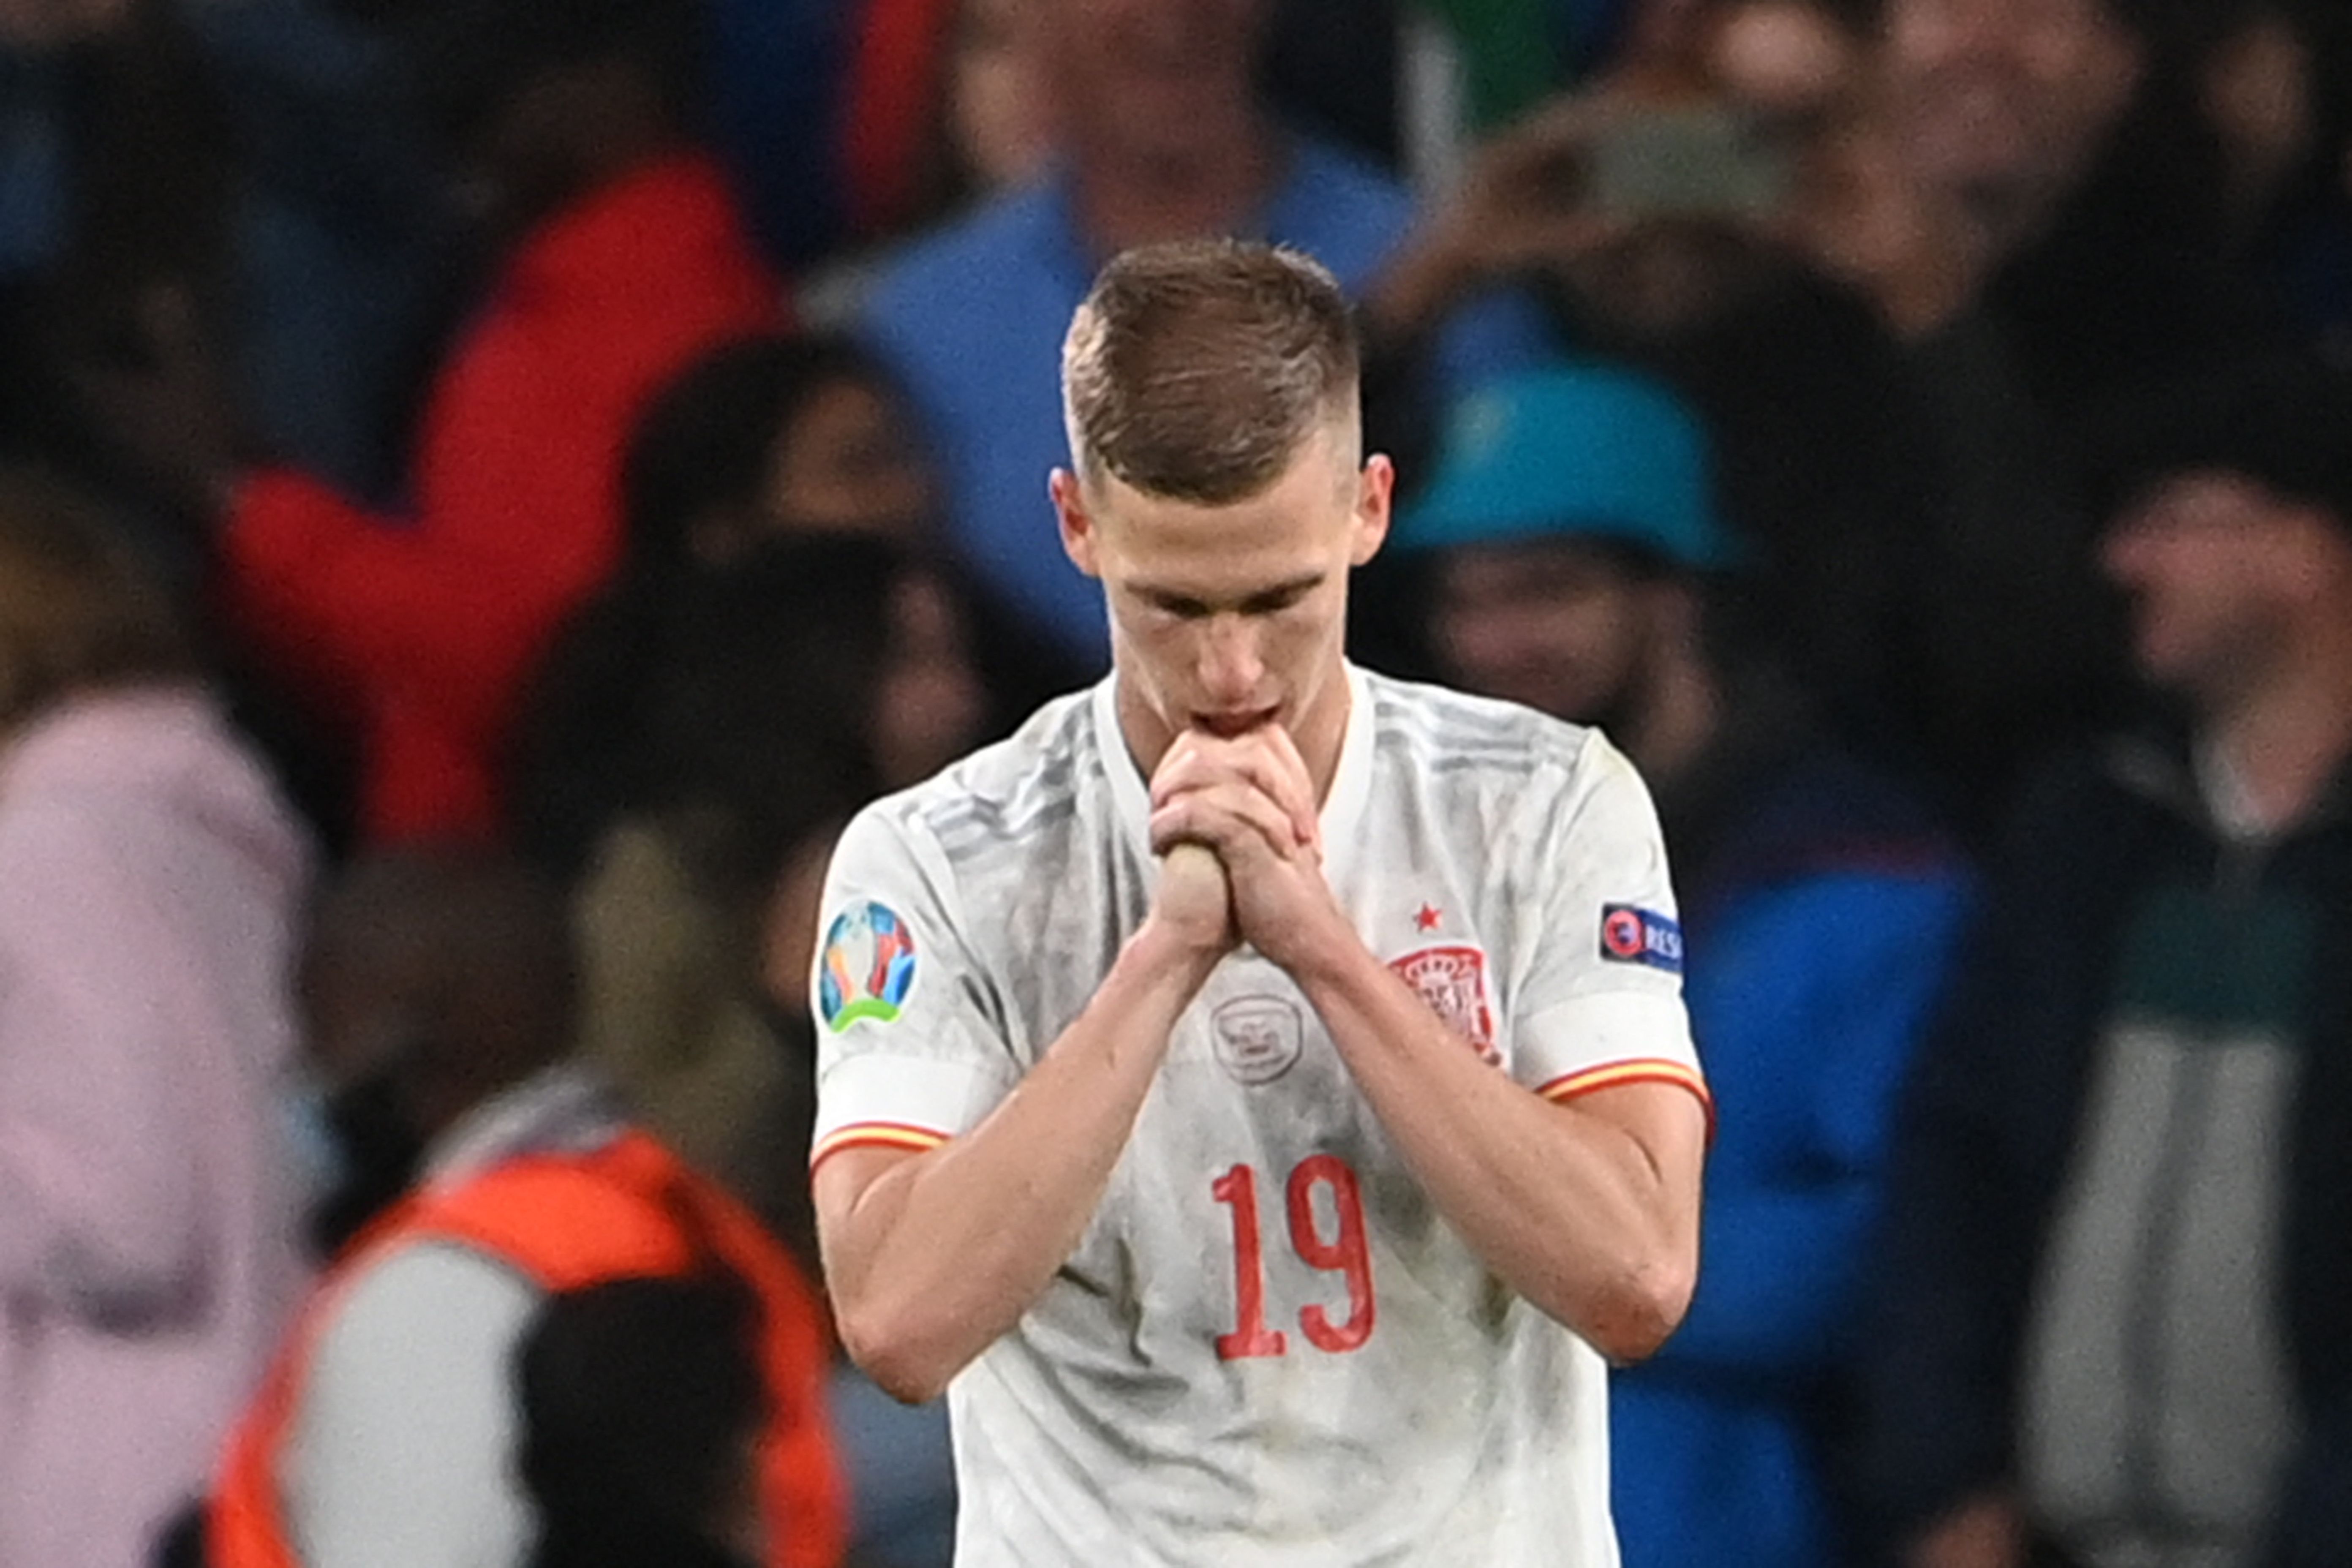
[1361,670,1606,794]
[850,686,1101,865]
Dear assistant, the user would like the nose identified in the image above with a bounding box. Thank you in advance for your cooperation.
[1195,614,1266,707]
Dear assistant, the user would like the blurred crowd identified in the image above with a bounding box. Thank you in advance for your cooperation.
[1,0,2348,1565]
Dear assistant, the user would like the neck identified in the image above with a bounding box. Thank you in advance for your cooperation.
[1070,114,1279,256]
[2203,638,2352,833]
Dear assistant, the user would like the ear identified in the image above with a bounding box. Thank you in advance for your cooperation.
[1051,467,1103,580]
[1350,453,1395,567]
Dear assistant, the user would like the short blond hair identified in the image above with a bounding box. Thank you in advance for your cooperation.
[0,467,193,729]
[1061,240,1360,505]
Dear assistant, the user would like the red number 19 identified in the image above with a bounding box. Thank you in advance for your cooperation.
[1211,1155,1375,1360]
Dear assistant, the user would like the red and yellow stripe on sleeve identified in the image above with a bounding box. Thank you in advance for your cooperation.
[811,1121,951,1172]
[1536,1059,1716,1140]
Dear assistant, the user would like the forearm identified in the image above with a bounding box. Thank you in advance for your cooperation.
[822,921,1218,1401]
[1295,941,1700,1361]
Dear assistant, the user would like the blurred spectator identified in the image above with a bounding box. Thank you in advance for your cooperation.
[1385,0,2304,835]
[508,332,1067,879]
[1841,0,2286,830]
[1371,0,1862,327]
[1606,254,2110,841]
[855,0,1547,662]
[1578,260,1939,783]
[208,848,845,1568]
[73,0,782,847]
[1399,363,1970,1568]
[617,332,938,570]
[1362,0,1864,502]
[561,534,1070,1205]
[1849,354,2352,1568]
[517,1275,768,1568]
[0,467,312,1568]
[1871,0,2279,411]
[835,0,1402,256]
[837,0,1060,250]
[528,514,1069,1565]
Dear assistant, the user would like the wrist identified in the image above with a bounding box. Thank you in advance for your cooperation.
[1125,915,1226,999]
[1268,904,1373,995]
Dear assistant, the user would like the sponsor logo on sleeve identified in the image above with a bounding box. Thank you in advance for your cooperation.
[1599,904,1683,974]
[1387,945,1500,1064]
[819,901,917,1031]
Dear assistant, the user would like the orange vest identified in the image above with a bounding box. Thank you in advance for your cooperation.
[209,1130,847,1568]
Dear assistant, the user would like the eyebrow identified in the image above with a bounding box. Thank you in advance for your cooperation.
[1130,570,1328,618]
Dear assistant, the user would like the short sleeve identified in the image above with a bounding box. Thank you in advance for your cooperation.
[1508,734,1709,1120]
[809,801,1020,1168]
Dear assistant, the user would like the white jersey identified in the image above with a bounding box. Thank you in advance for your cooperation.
[812,665,1704,1567]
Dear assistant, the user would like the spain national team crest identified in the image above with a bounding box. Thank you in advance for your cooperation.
[1211,996,1305,1085]
[1388,945,1499,1064]
[819,901,917,1032]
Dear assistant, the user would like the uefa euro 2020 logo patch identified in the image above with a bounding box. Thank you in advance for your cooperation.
[820,901,917,1032]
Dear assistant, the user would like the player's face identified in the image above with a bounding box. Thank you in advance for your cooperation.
[1429,539,1656,727]
[1056,421,1392,776]
[2100,471,2338,700]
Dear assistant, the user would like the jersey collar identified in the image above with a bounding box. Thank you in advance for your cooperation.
[1094,662,1375,886]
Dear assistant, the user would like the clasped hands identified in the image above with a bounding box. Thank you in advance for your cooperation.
[1146,725,1345,973]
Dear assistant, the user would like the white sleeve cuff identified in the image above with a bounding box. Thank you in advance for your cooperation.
[811,1053,1014,1166]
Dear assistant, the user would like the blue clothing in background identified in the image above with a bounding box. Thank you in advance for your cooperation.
[1613,745,1972,1568]
[856,136,1551,661]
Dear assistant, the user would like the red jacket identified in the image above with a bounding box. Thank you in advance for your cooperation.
[219,151,783,843]
[209,1129,847,1568]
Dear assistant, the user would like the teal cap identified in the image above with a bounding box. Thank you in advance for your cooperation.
[1399,363,1735,569]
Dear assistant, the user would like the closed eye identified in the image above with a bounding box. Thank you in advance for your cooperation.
[1132,572,1324,620]
[1238,577,1320,615]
